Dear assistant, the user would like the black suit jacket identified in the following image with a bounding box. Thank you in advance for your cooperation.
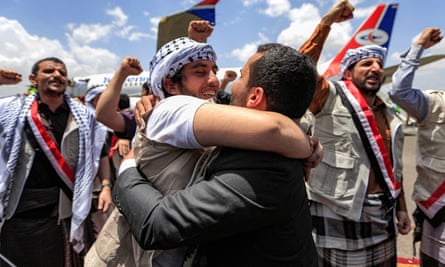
[114,147,317,267]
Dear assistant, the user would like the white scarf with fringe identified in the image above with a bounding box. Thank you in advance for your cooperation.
[0,93,106,252]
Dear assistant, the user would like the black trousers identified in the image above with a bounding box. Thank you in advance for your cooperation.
[1,216,65,267]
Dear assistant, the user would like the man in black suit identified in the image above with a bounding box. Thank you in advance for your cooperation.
[113,44,318,267]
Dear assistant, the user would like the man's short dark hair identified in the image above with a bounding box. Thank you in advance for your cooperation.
[31,57,65,75]
[250,44,317,118]
[119,94,130,110]
[141,82,151,96]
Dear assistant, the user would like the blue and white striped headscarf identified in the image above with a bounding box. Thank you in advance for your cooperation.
[149,37,217,99]
[84,84,106,113]
[85,85,105,104]
[340,45,387,79]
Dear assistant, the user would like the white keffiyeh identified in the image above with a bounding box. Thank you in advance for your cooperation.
[84,84,106,113]
[149,37,217,99]
[0,93,106,252]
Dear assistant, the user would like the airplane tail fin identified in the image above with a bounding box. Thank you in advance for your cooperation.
[322,3,399,79]
[157,0,219,50]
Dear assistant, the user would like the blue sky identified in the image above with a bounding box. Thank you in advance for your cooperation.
[1,0,444,96]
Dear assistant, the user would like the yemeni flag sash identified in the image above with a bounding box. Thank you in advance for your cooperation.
[338,81,401,198]
[28,100,75,191]
[418,179,445,219]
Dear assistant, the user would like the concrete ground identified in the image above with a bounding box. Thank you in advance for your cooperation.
[397,133,419,263]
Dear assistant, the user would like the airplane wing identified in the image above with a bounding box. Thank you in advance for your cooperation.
[383,54,445,84]
[157,0,219,50]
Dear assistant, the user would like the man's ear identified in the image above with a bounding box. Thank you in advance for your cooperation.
[28,74,37,86]
[162,78,179,95]
[246,87,267,110]
[343,69,353,80]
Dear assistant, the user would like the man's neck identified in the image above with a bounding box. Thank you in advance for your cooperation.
[39,93,65,112]
[357,87,378,107]
[363,93,377,107]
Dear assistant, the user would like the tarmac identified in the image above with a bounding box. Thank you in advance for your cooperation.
[397,131,420,265]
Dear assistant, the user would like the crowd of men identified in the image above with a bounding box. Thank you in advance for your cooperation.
[0,0,444,266]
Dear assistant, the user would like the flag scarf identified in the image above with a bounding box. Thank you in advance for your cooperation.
[338,80,401,198]
[29,100,75,189]
[418,179,445,219]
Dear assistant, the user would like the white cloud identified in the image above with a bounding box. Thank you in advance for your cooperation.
[349,0,366,8]
[66,37,120,76]
[67,6,152,45]
[277,3,321,47]
[276,3,357,64]
[229,33,270,64]
[0,17,72,79]
[0,3,159,95]
[261,0,291,17]
[67,23,114,45]
[149,17,161,38]
[106,7,128,27]
[226,1,353,66]
[0,4,153,91]
[230,43,258,64]
[352,5,375,20]
[128,32,152,42]
[242,0,262,7]
[0,16,120,94]
[314,0,330,8]
[116,25,135,38]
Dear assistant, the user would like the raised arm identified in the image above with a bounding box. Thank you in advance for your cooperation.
[188,20,213,43]
[96,57,143,133]
[220,70,238,90]
[299,0,354,65]
[300,0,354,115]
[389,27,443,121]
[0,68,22,85]
[193,103,312,159]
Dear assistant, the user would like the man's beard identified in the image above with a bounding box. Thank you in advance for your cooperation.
[229,88,249,107]
[178,84,195,97]
[360,87,379,97]
[355,79,381,97]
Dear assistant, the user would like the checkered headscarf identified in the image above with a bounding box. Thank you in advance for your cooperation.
[149,37,217,99]
[85,85,105,104]
[340,45,387,79]
[84,85,106,113]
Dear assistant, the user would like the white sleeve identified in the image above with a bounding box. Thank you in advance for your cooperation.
[145,95,207,149]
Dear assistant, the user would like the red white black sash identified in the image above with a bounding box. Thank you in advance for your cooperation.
[28,100,75,191]
[418,178,445,219]
[337,81,401,198]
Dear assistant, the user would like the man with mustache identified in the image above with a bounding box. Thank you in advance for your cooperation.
[0,57,112,266]
[305,35,412,267]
